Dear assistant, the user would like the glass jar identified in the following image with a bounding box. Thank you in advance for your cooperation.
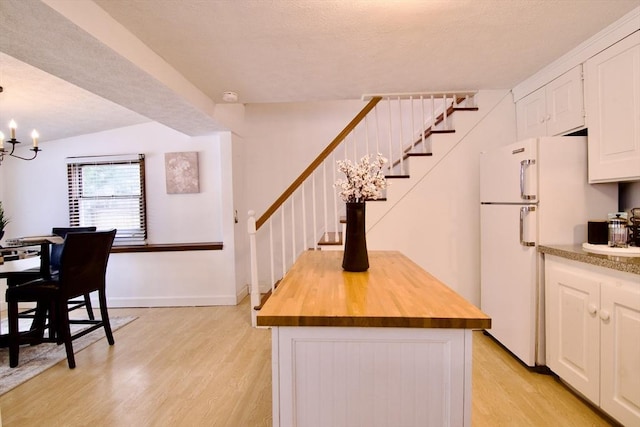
[608,213,628,248]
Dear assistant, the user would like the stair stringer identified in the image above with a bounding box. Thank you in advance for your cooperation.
[364,90,515,305]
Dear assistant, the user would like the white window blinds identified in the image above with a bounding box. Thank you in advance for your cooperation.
[66,154,146,244]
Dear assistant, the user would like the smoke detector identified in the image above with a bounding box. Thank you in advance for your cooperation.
[222,91,238,103]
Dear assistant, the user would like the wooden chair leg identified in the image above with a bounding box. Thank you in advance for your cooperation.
[30,301,49,341]
[84,293,95,320]
[48,300,60,343]
[57,300,76,369]
[99,291,114,345]
[8,301,20,368]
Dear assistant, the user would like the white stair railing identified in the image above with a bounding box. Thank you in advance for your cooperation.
[248,91,477,326]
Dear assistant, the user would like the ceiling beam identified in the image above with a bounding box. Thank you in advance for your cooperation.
[0,0,224,136]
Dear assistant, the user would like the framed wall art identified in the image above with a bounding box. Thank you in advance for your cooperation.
[165,151,200,194]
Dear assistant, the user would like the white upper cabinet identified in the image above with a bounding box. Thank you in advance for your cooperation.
[517,65,585,140]
[586,31,640,183]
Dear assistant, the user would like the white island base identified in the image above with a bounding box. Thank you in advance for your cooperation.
[258,252,489,427]
[271,326,473,427]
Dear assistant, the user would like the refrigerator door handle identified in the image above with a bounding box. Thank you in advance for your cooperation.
[520,159,536,201]
[520,206,536,247]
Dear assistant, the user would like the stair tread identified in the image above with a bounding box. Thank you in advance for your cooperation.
[253,290,272,310]
[386,174,410,179]
[430,129,456,134]
[318,232,343,245]
[406,152,433,157]
[253,279,282,310]
[453,107,479,111]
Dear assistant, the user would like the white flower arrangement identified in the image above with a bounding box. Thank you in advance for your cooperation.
[335,153,388,203]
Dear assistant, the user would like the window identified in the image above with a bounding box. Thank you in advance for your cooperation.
[66,154,146,244]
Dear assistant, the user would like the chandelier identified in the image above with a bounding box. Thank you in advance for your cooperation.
[0,86,42,166]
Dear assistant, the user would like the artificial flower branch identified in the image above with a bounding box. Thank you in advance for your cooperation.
[335,153,388,203]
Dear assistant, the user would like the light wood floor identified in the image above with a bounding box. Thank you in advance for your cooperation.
[0,297,616,426]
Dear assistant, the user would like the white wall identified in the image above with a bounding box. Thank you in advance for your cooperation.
[0,122,239,307]
[242,100,367,217]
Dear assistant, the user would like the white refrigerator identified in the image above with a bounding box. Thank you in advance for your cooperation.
[480,136,617,367]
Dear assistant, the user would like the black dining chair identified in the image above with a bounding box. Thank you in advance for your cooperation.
[51,227,98,319]
[6,227,98,338]
[6,229,117,368]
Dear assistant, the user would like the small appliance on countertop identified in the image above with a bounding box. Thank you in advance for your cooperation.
[587,220,608,244]
[608,212,629,248]
[582,208,640,257]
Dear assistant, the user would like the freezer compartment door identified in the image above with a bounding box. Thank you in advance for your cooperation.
[480,138,538,204]
[481,204,538,366]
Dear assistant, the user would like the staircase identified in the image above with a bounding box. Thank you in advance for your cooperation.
[248,91,481,326]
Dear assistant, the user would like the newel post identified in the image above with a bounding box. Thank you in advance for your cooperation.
[248,210,260,327]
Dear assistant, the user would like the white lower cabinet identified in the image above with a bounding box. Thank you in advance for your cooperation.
[546,256,640,426]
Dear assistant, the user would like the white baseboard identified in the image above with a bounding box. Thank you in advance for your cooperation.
[236,285,249,303]
[105,295,239,307]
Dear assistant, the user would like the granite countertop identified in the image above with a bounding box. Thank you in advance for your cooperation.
[539,245,640,275]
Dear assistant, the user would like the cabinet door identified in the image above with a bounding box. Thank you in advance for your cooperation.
[600,279,640,426]
[545,65,584,136]
[545,258,600,403]
[586,32,640,182]
[516,86,547,140]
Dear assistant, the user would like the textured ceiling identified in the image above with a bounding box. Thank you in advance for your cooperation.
[93,0,640,103]
[0,52,149,145]
[0,0,638,142]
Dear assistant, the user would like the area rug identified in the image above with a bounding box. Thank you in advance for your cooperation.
[0,316,137,395]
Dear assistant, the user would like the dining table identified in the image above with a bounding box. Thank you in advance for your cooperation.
[1,235,64,278]
[0,235,64,346]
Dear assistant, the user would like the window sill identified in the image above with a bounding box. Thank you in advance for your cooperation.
[111,242,223,253]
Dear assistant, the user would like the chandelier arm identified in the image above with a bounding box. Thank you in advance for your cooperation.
[5,140,19,157]
[9,147,41,161]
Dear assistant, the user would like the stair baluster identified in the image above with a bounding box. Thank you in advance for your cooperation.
[312,171,318,249]
[442,94,448,130]
[365,115,370,155]
[332,152,339,242]
[398,96,405,175]
[290,195,296,265]
[302,182,307,251]
[420,95,426,153]
[387,97,394,173]
[374,106,380,153]
[269,220,275,290]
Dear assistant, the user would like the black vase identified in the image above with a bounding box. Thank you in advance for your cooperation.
[342,202,369,272]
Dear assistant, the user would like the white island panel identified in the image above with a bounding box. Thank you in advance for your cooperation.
[273,326,472,427]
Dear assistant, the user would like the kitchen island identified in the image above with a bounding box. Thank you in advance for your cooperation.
[257,250,490,427]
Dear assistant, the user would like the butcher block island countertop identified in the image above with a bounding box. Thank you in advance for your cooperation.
[257,250,490,329]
